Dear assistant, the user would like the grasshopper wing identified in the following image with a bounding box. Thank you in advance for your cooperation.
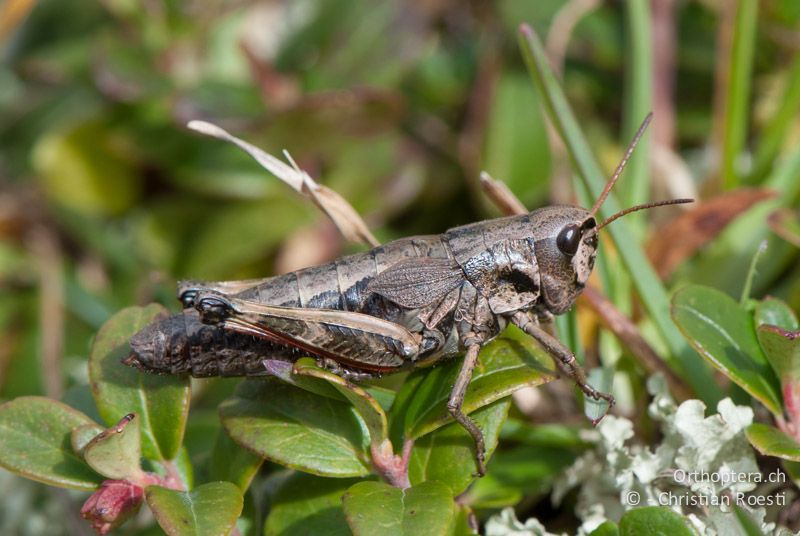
[367,257,465,308]
[196,294,420,371]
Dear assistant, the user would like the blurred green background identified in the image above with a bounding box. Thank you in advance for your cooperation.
[2,0,800,533]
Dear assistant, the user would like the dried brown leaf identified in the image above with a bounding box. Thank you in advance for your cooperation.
[647,188,776,278]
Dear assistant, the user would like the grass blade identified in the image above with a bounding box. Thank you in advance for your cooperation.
[720,0,759,189]
[621,0,653,211]
[751,54,800,182]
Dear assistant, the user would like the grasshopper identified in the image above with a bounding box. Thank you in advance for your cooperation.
[125,115,690,475]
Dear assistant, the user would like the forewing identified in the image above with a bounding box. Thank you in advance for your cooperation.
[366,258,465,308]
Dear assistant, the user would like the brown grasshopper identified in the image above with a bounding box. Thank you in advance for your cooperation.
[125,115,690,475]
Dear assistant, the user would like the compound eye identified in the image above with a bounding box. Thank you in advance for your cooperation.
[556,223,582,257]
[180,290,198,309]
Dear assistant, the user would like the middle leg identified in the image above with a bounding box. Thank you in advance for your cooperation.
[446,334,487,476]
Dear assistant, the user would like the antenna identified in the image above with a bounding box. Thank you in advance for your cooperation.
[597,198,693,230]
[589,112,653,216]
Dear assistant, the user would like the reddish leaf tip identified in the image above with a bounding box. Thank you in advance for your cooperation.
[81,480,144,535]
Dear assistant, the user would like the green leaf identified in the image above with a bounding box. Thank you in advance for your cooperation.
[590,521,620,536]
[399,328,554,440]
[83,413,143,480]
[408,399,510,495]
[342,481,454,536]
[264,472,358,536]
[262,358,347,401]
[32,119,141,216]
[782,460,800,482]
[463,442,578,509]
[517,23,721,405]
[0,397,101,490]
[71,423,105,455]
[388,373,427,449]
[585,367,614,422]
[293,358,388,445]
[745,423,800,462]
[500,420,588,448]
[755,297,799,331]
[733,505,768,536]
[618,507,693,536]
[167,447,195,491]
[671,285,782,415]
[208,429,263,491]
[449,505,477,536]
[145,481,243,536]
[89,304,191,461]
[219,378,370,477]
[757,324,800,382]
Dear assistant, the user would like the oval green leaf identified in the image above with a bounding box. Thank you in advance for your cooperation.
[408,399,511,494]
[0,397,101,490]
[618,507,693,536]
[89,304,191,461]
[264,472,358,536]
[755,297,799,331]
[671,285,782,415]
[399,328,554,440]
[219,378,370,477]
[294,358,388,445]
[745,423,800,462]
[71,423,105,455]
[589,521,620,536]
[145,481,243,536]
[83,414,143,480]
[756,324,800,383]
[342,480,454,536]
[208,429,263,491]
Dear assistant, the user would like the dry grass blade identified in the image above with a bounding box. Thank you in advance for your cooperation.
[479,172,527,216]
[304,184,380,247]
[187,121,304,191]
[187,120,379,247]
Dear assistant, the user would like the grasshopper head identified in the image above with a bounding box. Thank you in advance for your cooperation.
[530,113,693,315]
[528,206,598,315]
[528,194,694,315]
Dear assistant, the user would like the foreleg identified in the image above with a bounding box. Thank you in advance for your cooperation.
[511,311,614,423]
